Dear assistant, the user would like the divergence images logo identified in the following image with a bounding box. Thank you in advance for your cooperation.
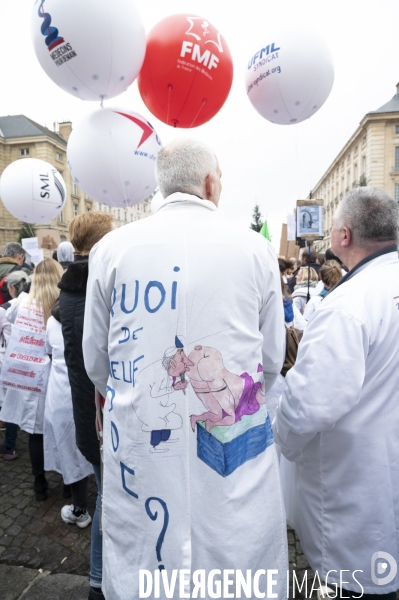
[37,0,77,67]
[371,552,397,586]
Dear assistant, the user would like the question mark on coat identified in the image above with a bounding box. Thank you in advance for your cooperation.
[145,497,169,571]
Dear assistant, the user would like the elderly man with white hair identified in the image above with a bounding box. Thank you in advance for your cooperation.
[83,139,287,599]
[274,187,399,599]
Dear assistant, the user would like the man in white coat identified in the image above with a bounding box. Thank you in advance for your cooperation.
[83,139,288,599]
[274,187,399,599]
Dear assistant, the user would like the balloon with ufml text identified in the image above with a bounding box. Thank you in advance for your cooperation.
[138,14,233,128]
[67,108,162,207]
[245,29,334,125]
[31,0,146,101]
[0,159,66,224]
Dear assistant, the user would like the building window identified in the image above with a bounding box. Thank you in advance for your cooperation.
[58,211,64,223]
[85,194,90,200]
[73,204,78,217]
[86,207,91,212]
[20,148,29,156]
[395,148,399,172]
[396,126,399,135]
[60,235,67,242]
[124,211,127,222]
[118,210,121,220]
[56,152,63,161]
[395,184,399,201]
[362,135,367,148]
[72,182,78,196]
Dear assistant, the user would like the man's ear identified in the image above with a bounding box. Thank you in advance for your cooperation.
[341,226,352,248]
[204,173,214,201]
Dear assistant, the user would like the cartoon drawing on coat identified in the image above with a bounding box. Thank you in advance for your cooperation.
[188,345,265,432]
[133,335,194,453]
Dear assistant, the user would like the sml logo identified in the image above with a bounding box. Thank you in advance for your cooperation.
[180,16,224,71]
[36,0,77,67]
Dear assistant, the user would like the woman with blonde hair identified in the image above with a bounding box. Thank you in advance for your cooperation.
[1,258,63,500]
[303,260,343,322]
[291,266,319,314]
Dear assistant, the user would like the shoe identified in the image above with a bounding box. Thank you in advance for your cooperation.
[34,475,48,501]
[63,484,72,498]
[0,444,18,460]
[61,504,92,529]
[88,586,105,600]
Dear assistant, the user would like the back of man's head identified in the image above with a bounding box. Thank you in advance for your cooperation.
[155,139,218,199]
[302,251,317,264]
[2,242,25,259]
[335,187,398,248]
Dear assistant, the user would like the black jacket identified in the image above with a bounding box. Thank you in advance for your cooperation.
[58,257,100,466]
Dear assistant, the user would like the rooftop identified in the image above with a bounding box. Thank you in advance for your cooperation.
[369,83,399,115]
[0,115,67,145]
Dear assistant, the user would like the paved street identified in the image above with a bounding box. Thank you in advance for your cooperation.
[0,430,315,598]
[0,430,96,577]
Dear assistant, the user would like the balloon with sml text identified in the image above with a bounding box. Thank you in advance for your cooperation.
[31,0,146,101]
[67,108,162,208]
[138,14,233,128]
[0,159,66,224]
[245,29,334,125]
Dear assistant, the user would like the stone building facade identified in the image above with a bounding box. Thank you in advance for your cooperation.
[0,115,151,253]
[309,84,399,252]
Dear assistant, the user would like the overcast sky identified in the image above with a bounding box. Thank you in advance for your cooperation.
[1,0,399,251]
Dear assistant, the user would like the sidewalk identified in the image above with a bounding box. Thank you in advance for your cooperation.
[0,430,313,599]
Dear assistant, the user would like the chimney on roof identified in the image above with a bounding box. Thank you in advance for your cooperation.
[58,121,72,141]
[396,82,399,95]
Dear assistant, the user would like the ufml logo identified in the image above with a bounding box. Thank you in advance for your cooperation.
[371,552,397,586]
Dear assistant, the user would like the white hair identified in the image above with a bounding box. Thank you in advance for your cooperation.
[57,241,74,263]
[335,187,398,248]
[155,139,218,199]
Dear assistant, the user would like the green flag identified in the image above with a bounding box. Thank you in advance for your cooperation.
[259,220,271,241]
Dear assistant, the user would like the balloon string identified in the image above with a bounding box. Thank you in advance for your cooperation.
[167,86,172,126]
[190,99,207,128]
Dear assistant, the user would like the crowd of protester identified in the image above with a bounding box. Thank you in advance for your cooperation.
[0,139,398,600]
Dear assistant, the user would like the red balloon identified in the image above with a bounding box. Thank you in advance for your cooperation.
[138,14,233,128]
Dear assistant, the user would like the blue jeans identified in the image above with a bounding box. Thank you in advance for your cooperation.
[90,463,103,589]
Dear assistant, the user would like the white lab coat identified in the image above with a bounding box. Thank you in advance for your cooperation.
[1,294,47,434]
[0,299,15,407]
[43,316,93,484]
[83,193,288,600]
[274,251,399,594]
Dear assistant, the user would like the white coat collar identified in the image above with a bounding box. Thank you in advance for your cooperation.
[153,192,218,214]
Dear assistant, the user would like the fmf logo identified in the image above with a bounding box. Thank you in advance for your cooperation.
[37,0,64,51]
[180,16,223,71]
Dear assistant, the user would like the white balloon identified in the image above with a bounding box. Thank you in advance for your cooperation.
[245,29,334,125]
[31,0,146,101]
[67,108,162,207]
[0,158,66,224]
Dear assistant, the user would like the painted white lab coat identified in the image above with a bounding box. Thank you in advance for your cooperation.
[43,316,93,484]
[1,294,47,434]
[274,251,399,594]
[83,193,288,600]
